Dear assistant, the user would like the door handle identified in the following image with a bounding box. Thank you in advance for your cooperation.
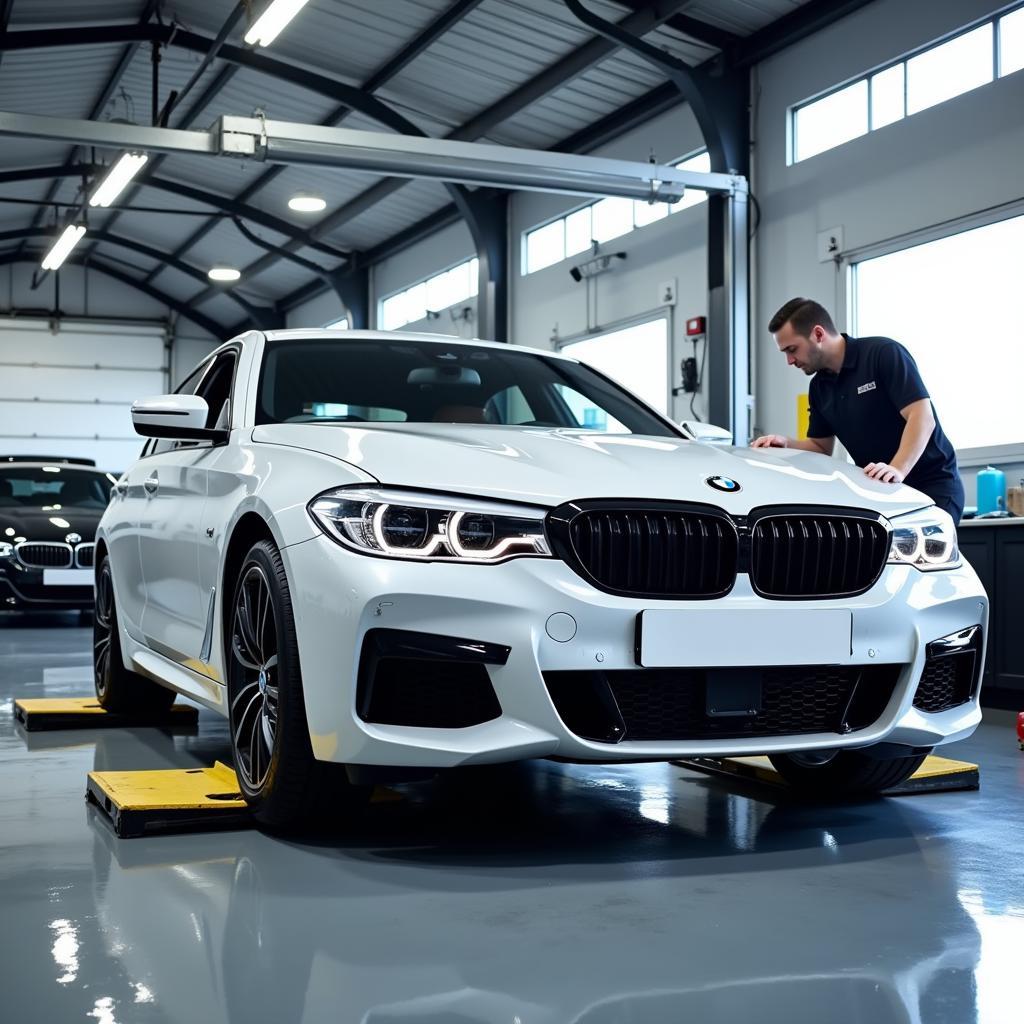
[143,474,159,495]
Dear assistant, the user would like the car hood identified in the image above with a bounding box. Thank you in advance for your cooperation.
[0,506,103,542]
[252,423,933,516]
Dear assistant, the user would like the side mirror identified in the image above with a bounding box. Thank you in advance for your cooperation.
[131,395,228,442]
[679,420,733,445]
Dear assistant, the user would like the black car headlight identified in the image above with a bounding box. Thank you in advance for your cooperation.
[0,542,12,559]
[886,507,960,571]
[308,488,552,563]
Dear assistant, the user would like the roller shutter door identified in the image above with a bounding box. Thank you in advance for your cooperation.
[0,319,168,472]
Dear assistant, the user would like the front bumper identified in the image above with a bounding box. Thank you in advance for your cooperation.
[0,563,94,611]
[282,534,988,767]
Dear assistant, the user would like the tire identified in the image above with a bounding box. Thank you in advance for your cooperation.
[94,557,176,715]
[226,539,363,828]
[767,747,931,799]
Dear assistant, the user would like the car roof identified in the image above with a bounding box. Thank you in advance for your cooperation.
[257,328,577,362]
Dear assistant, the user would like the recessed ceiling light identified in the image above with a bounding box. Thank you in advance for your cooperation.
[208,266,241,282]
[288,193,327,213]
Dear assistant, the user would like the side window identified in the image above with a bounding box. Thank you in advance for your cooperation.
[195,352,237,431]
[146,355,234,456]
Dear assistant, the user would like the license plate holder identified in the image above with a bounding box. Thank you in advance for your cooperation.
[637,609,852,667]
[706,669,763,718]
[43,569,93,586]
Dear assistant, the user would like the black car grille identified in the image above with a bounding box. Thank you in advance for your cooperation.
[16,543,72,568]
[544,665,901,743]
[548,502,889,600]
[74,543,95,568]
[560,505,736,598]
[750,514,890,598]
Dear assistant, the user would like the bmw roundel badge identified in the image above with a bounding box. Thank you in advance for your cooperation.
[706,476,741,493]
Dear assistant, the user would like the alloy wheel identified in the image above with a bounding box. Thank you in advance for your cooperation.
[231,564,280,790]
[93,564,114,696]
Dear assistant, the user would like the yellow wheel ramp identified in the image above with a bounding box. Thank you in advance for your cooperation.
[14,696,198,732]
[674,753,979,795]
[86,761,251,838]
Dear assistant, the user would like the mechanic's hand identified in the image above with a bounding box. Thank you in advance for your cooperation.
[751,434,788,448]
[864,462,904,483]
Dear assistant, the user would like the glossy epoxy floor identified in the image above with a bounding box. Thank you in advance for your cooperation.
[1,618,1022,1024]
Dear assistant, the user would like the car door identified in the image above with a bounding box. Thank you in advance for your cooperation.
[138,352,235,661]
[108,360,210,638]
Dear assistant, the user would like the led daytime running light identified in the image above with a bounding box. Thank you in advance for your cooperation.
[309,489,550,563]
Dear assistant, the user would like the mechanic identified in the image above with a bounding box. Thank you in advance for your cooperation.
[751,297,965,522]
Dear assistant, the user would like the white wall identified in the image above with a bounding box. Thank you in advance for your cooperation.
[753,0,1024,502]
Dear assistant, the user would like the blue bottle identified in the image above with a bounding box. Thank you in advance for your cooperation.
[977,466,1006,515]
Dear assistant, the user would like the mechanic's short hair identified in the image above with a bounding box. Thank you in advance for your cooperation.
[768,297,837,337]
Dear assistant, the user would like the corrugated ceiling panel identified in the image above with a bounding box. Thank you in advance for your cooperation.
[382,0,620,133]
[155,151,278,199]
[164,0,449,88]
[0,47,123,119]
[9,0,147,28]
[190,291,251,333]
[112,41,231,129]
[245,257,319,299]
[168,69,341,132]
[686,0,806,36]
[179,217,286,278]
[330,179,452,251]
[101,206,227,258]
[0,179,56,234]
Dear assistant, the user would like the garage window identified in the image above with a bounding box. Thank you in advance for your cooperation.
[558,318,669,419]
[851,211,1024,454]
[522,151,710,276]
[791,5,1022,164]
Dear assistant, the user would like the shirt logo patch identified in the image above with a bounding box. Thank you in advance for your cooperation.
[857,381,877,395]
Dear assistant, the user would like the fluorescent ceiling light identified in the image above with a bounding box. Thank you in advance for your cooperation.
[288,193,327,212]
[244,0,312,47]
[89,152,148,208]
[208,266,241,282]
[41,225,86,271]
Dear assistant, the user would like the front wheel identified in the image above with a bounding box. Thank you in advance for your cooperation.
[226,540,364,828]
[768,747,931,799]
[94,557,176,715]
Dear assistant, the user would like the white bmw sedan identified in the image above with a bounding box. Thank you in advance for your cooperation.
[95,329,986,825]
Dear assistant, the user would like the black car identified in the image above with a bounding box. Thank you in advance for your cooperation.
[0,457,114,613]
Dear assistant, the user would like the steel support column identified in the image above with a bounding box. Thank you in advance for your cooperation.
[451,190,507,342]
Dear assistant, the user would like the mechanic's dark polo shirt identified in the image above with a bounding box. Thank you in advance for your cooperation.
[808,334,964,516]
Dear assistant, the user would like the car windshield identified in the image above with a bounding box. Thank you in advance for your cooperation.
[256,337,678,436]
[0,467,112,509]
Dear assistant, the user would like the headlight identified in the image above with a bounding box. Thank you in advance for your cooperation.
[308,488,552,563]
[0,542,12,559]
[887,507,959,571]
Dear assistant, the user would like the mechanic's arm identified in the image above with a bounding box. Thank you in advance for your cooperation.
[864,399,935,483]
[751,434,835,455]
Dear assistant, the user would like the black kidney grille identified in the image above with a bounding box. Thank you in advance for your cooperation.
[74,543,95,568]
[16,543,72,568]
[568,509,736,597]
[543,665,901,742]
[750,515,888,597]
